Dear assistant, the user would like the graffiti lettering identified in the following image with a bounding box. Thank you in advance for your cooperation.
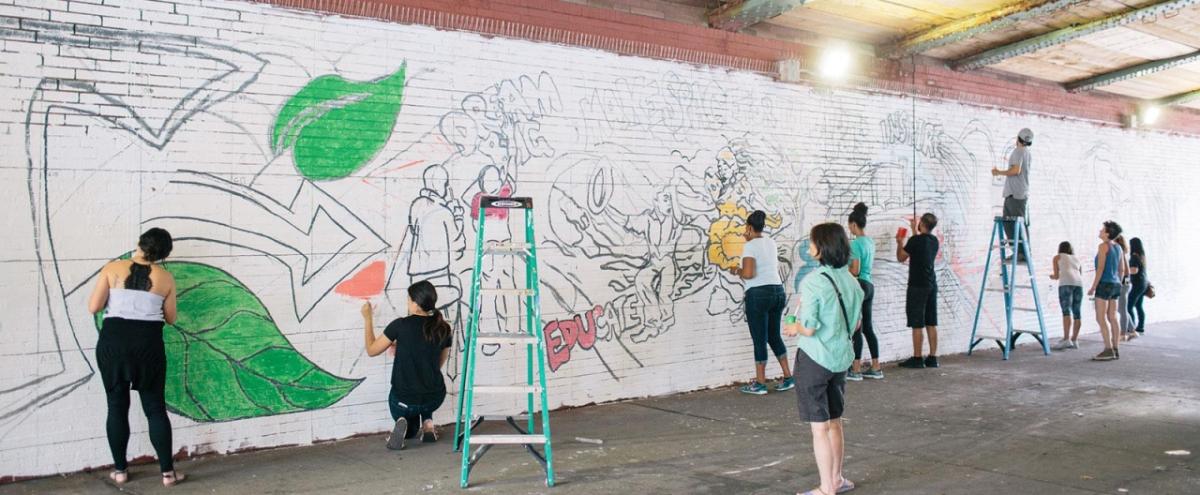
[543,305,605,371]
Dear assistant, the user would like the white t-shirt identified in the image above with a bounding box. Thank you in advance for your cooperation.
[741,236,782,289]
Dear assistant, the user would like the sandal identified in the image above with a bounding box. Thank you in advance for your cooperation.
[162,471,186,487]
[837,477,856,493]
[109,470,128,485]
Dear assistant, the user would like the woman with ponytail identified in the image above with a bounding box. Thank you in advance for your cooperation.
[87,228,185,487]
[846,203,881,381]
[362,280,453,450]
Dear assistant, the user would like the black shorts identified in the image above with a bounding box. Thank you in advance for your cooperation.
[793,351,845,422]
[906,286,938,328]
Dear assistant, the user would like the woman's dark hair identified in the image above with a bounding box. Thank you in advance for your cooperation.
[1102,221,1122,240]
[1058,241,1073,255]
[1129,237,1145,268]
[139,227,173,263]
[746,210,766,233]
[409,280,452,344]
[810,223,851,269]
[126,228,172,291]
[919,212,938,232]
[848,202,868,228]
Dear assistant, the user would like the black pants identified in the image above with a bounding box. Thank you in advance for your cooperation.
[389,389,444,439]
[106,386,174,472]
[97,318,174,472]
[1128,282,1147,332]
[853,280,878,361]
[1002,196,1029,259]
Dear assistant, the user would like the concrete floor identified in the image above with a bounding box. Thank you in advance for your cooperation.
[3,319,1199,495]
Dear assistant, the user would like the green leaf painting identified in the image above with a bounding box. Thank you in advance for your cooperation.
[96,262,361,422]
[272,64,407,181]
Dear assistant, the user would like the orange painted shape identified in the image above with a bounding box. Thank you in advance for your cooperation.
[335,261,386,299]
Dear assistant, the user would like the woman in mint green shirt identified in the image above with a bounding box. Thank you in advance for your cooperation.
[784,223,864,495]
[846,203,880,381]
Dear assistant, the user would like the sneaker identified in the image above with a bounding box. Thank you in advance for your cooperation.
[1052,339,1073,351]
[386,417,407,450]
[1091,349,1116,361]
[1069,340,1079,349]
[898,357,925,369]
[862,368,884,380]
[846,370,863,381]
[1114,348,1120,360]
[739,382,769,395]
[774,377,796,391]
[924,356,939,368]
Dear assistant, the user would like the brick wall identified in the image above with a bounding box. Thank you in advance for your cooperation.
[1,0,1198,479]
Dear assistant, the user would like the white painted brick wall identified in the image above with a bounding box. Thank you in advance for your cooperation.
[1,0,1199,478]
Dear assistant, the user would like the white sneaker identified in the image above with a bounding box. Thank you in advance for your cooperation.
[1052,339,1072,351]
[1069,340,1079,349]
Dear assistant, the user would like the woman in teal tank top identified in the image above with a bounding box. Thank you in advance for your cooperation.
[1088,221,1125,361]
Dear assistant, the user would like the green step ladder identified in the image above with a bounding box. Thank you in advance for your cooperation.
[453,196,554,488]
[969,216,1050,359]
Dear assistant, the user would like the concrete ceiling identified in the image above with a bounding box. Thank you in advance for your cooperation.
[565,0,1200,110]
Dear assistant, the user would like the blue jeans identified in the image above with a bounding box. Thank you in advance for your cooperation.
[388,389,444,439]
[1058,285,1082,319]
[1128,283,1147,332]
[745,284,787,364]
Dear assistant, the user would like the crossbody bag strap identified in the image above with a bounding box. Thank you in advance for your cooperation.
[820,272,852,341]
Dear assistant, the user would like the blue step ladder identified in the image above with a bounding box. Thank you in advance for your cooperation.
[969,216,1050,359]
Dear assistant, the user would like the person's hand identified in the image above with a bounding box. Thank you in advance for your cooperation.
[1049,273,1058,280]
[991,168,1000,176]
[728,265,740,277]
[783,323,800,337]
[361,301,374,320]
[1087,286,1096,296]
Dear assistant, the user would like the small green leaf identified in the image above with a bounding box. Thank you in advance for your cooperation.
[272,64,407,181]
[96,262,362,422]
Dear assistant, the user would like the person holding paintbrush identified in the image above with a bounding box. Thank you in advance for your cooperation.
[361,280,453,450]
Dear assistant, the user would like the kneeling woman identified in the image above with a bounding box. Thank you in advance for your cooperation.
[784,223,864,495]
[361,281,453,450]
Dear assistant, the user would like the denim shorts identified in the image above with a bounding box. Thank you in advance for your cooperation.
[1058,285,1082,318]
[1095,282,1121,301]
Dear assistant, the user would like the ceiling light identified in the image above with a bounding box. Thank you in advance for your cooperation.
[1140,105,1161,125]
[818,43,853,81]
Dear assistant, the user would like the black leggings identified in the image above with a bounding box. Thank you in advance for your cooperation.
[1128,282,1147,332]
[853,279,879,361]
[106,386,174,472]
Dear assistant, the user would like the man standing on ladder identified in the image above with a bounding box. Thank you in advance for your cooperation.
[992,128,1034,263]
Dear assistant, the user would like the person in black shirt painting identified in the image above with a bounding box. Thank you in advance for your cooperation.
[896,213,940,369]
[361,280,454,450]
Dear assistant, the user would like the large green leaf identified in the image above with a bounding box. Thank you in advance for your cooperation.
[96,262,361,422]
[272,64,407,181]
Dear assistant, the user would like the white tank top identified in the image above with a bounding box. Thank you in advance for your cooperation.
[106,288,165,321]
[1056,254,1084,287]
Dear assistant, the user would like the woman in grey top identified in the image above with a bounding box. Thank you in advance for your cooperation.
[86,228,186,487]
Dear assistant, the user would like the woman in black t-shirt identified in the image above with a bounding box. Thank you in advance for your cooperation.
[1126,237,1149,336]
[361,280,453,450]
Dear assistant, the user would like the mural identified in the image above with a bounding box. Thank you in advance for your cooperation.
[0,2,1197,478]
